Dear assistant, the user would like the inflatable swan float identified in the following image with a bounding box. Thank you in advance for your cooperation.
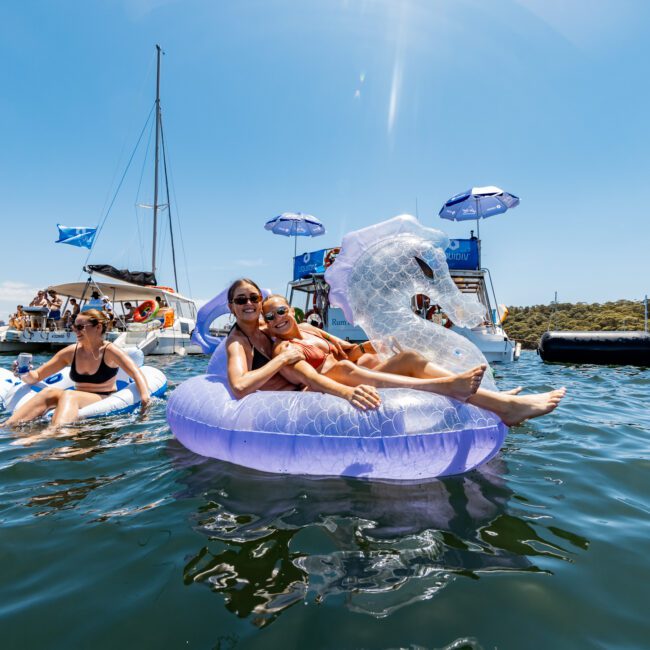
[168,215,508,480]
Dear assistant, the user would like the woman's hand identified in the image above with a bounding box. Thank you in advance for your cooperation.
[140,395,151,413]
[280,345,305,366]
[343,384,381,410]
[13,362,37,384]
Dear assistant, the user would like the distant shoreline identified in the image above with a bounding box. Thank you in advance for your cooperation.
[504,300,648,349]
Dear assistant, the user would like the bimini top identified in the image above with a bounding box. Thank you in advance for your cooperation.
[48,281,194,305]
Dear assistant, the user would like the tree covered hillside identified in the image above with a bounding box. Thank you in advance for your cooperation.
[503,300,648,349]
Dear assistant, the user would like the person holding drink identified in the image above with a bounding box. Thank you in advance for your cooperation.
[5,309,151,431]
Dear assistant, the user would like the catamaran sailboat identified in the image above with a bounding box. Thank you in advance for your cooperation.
[0,46,201,356]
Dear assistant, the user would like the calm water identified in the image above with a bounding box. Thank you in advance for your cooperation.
[0,351,648,649]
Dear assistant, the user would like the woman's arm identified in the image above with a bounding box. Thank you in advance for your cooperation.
[298,324,375,360]
[274,342,380,410]
[226,337,304,399]
[106,345,150,407]
[18,346,73,385]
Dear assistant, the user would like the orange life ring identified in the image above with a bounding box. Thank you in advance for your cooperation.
[152,286,175,293]
[134,300,159,323]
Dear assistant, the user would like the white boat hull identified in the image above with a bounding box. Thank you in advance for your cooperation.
[451,325,518,364]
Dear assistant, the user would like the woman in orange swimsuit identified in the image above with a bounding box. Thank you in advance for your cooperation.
[263,295,566,426]
[263,295,486,402]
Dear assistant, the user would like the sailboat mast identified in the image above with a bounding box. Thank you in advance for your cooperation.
[151,44,162,278]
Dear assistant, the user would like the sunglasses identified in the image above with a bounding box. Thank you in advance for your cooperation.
[264,306,290,321]
[231,294,261,305]
[72,321,97,332]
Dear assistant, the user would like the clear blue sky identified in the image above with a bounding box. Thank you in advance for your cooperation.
[1,0,649,320]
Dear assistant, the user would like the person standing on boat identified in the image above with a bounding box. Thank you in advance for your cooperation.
[69,298,80,323]
[46,289,63,327]
[4,309,150,430]
[28,290,48,328]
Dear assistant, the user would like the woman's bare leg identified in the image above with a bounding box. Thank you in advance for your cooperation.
[49,391,103,427]
[374,350,565,425]
[323,360,485,401]
[4,387,64,427]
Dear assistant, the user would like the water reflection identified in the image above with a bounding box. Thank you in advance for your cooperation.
[170,443,588,625]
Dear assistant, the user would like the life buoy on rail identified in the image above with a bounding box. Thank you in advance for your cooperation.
[304,309,323,328]
[152,286,175,293]
[133,300,159,323]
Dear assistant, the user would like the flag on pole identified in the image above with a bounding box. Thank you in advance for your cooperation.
[55,225,97,249]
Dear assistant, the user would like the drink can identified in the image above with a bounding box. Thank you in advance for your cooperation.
[17,352,32,375]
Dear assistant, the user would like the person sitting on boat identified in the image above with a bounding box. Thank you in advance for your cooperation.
[123,302,136,323]
[224,279,484,410]
[102,295,113,313]
[46,289,63,327]
[4,309,151,430]
[8,305,26,331]
[82,290,104,312]
[60,309,73,331]
[262,294,566,426]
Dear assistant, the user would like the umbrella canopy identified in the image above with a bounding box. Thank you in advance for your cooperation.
[439,186,520,224]
[265,212,325,256]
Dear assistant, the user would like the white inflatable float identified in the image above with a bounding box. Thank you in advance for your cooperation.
[0,349,166,420]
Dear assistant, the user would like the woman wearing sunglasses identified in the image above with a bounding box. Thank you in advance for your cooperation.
[225,279,382,410]
[5,309,150,429]
[262,295,566,426]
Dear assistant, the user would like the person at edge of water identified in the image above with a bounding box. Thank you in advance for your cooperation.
[262,294,566,427]
[226,278,488,411]
[4,309,151,433]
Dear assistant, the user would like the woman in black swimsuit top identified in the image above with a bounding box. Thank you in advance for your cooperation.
[223,278,306,399]
[5,309,151,431]
[234,323,270,370]
[70,343,119,384]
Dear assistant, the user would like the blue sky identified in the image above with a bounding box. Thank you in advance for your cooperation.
[1,0,649,320]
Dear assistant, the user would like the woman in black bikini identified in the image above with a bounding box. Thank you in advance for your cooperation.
[5,309,150,429]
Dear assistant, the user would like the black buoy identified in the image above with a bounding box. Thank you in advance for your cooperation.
[538,331,650,366]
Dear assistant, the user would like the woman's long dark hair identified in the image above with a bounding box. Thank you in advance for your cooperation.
[227,278,263,335]
[227,278,262,303]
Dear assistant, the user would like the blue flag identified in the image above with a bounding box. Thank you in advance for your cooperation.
[55,225,97,249]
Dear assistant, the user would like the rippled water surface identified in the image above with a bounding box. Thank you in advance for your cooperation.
[1,351,648,649]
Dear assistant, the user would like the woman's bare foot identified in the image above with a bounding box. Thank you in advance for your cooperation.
[434,365,486,401]
[499,388,566,426]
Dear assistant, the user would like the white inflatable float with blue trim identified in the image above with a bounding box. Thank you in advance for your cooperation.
[168,215,509,480]
[0,349,167,420]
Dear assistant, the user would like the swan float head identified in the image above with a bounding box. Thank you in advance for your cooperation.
[325,214,486,330]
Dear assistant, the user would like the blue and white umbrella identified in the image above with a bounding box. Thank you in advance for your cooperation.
[265,212,326,256]
[439,186,520,237]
